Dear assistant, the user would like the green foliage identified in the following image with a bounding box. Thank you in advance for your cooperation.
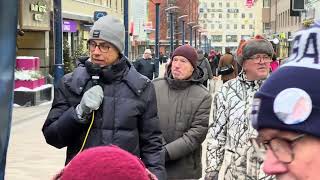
[63,40,88,74]
[63,39,74,74]
[71,41,88,64]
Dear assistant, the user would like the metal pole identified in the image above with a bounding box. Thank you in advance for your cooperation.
[182,20,185,45]
[194,29,197,48]
[0,0,18,178]
[190,25,193,47]
[155,3,160,62]
[124,0,129,57]
[170,12,174,54]
[199,32,201,49]
[209,39,212,52]
[54,0,64,85]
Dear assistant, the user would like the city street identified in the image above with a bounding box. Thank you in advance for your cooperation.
[5,104,65,180]
[5,63,222,180]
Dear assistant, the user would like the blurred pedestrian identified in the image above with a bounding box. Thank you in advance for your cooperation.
[218,47,238,83]
[42,15,165,180]
[53,146,157,180]
[251,23,320,180]
[153,45,212,180]
[206,35,274,180]
[134,49,159,80]
[208,50,218,76]
[270,54,280,72]
[197,49,213,87]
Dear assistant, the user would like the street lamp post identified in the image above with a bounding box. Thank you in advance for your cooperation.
[178,15,188,45]
[165,6,179,54]
[192,25,200,48]
[155,2,160,64]
[187,22,195,47]
[54,0,64,85]
[124,0,129,57]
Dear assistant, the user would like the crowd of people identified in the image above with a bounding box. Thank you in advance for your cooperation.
[42,14,319,180]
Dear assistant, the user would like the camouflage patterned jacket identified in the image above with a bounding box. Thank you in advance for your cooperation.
[205,73,273,180]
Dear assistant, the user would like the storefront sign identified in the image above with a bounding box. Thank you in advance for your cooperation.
[63,20,78,32]
[227,9,239,13]
[246,0,254,8]
[20,0,50,30]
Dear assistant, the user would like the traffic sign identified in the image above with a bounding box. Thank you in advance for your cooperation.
[94,11,107,21]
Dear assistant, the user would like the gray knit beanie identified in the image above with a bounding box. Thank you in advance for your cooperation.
[237,35,274,66]
[88,15,125,53]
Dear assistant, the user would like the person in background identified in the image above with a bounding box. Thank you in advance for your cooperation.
[53,146,157,180]
[153,45,212,180]
[197,49,213,87]
[134,49,159,80]
[270,54,280,72]
[42,15,165,180]
[208,50,218,77]
[206,35,274,180]
[218,47,238,83]
[251,24,320,180]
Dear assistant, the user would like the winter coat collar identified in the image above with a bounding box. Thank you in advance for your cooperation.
[238,71,264,91]
[65,56,150,96]
[164,65,205,90]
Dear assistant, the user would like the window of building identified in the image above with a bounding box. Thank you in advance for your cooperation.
[263,0,271,8]
[219,24,222,29]
[234,24,237,29]
[226,24,230,29]
[227,14,230,18]
[249,24,253,29]
[241,35,251,40]
[211,13,215,18]
[242,24,245,29]
[226,35,238,42]
[219,13,222,18]
[242,13,245,18]
[249,13,253,18]
[219,2,222,7]
[204,13,207,18]
[234,13,238,18]
[204,24,207,29]
[234,2,237,7]
[211,2,214,7]
[211,35,223,42]
[211,24,215,29]
[226,2,230,7]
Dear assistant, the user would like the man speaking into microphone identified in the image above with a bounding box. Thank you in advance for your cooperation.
[42,15,165,180]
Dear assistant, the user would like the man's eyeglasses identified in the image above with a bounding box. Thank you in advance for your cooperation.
[248,55,272,63]
[250,134,305,164]
[88,41,111,53]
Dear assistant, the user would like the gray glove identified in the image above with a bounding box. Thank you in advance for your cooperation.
[76,85,103,119]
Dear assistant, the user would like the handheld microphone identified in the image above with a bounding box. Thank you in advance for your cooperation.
[90,63,101,86]
[85,60,102,86]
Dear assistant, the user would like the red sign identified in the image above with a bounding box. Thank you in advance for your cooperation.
[246,0,254,8]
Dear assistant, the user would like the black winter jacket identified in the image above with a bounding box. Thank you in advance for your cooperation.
[133,58,159,80]
[42,57,166,179]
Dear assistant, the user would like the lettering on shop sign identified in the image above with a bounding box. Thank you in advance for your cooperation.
[289,32,319,64]
[30,2,47,22]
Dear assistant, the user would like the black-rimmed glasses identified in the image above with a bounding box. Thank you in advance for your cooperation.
[250,134,305,164]
[248,55,272,64]
[88,41,111,53]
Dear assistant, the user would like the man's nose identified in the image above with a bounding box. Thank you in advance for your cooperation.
[92,46,101,54]
[263,149,288,175]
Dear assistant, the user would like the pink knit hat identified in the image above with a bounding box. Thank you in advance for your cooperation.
[58,146,150,180]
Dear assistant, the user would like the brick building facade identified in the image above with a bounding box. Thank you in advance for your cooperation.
[148,0,199,54]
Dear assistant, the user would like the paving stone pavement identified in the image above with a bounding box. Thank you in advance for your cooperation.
[6,103,65,180]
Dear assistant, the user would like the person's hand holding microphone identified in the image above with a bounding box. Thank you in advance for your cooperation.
[75,85,103,122]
